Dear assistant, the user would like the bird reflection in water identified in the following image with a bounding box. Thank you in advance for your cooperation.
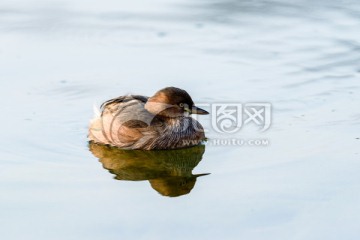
[89,142,209,197]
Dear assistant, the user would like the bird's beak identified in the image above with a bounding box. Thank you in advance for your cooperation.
[190,106,209,115]
[193,173,211,177]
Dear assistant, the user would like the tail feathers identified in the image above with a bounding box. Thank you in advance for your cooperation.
[93,104,101,118]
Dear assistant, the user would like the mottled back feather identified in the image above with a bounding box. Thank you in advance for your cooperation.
[89,91,205,150]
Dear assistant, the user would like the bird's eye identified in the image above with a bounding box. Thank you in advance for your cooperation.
[179,103,184,108]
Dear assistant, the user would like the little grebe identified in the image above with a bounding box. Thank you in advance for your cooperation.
[88,87,209,150]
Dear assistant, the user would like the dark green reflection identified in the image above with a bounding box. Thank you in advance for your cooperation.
[89,142,209,197]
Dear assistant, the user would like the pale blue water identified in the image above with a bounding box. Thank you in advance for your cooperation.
[1,0,360,239]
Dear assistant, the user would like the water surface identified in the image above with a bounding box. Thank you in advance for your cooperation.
[1,0,359,239]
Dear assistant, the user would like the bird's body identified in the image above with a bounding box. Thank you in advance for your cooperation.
[88,87,208,150]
